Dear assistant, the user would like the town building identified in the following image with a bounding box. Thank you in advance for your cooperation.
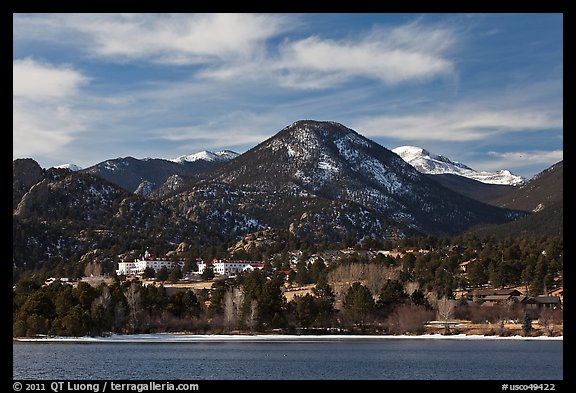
[197,259,262,276]
[466,288,522,301]
[458,258,478,273]
[116,250,185,276]
[464,288,562,314]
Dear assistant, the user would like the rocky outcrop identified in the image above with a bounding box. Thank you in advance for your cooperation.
[13,158,44,209]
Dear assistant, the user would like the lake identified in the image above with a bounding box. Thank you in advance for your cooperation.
[13,335,563,381]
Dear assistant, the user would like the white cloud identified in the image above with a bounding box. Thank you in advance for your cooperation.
[203,22,457,89]
[14,13,288,64]
[13,58,88,159]
[13,58,87,100]
[354,107,563,142]
[13,102,77,157]
[276,24,454,87]
[149,111,287,153]
[15,14,457,90]
[483,150,563,172]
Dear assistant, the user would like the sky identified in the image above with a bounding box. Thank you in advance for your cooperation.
[13,13,563,179]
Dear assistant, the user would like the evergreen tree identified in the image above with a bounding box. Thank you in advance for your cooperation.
[467,260,489,288]
[295,260,311,285]
[168,290,201,317]
[376,279,408,317]
[201,266,215,281]
[169,266,183,283]
[343,282,375,326]
[410,288,431,309]
[207,279,232,317]
[54,284,76,318]
[258,276,287,329]
[293,294,318,328]
[182,290,202,317]
[522,314,533,335]
[312,279,336,327]
[183,258,198,274]
[156,266,169,282]
[309,260,326,282]
[142,266,156,279]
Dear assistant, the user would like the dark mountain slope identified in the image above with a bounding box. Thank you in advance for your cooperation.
[489,161,563,212]
[13,163,195,272]
[168,120,525,239]
[81,154,237,196]
[424,173,516,205]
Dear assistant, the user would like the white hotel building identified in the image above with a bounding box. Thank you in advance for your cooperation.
[116,250,185,276]
[197,259,263,276]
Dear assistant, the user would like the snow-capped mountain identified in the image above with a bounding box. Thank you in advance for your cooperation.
[53,163,82,171]
[12,121,562,275]
[167,120,524,239]
[171,150,239,164]
[82,150,237,195]
[392,146,525,186]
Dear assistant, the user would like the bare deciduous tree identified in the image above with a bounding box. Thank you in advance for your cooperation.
[327,263,402,304]
[82,258,104,282]
[223,288,244,331]
[126,283,141,332]
[385,304,435,334]
[436,296,454,332]
[404,281,420,297]
[537,308,563,335]
[92,285,111,310]
[246,300,258,331]
[223,290,235,330]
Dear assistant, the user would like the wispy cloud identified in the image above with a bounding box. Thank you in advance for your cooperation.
[13,58,89,158]
[12,13,562,179]
[283,23,455,85]
[13,58,87,100]
[149,111,288,154]
[354,106,562,142]
[14,13,288,65]
[14,14,457,90]
[201,21,457,89]
[483,150,563,173]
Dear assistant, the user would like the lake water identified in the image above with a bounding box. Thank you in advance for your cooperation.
[13,336,563,381]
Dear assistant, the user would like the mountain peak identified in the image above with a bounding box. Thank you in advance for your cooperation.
[393,145,525,186]
[203,120,522,236]
[171,150,239,164]
[280,120,356,140]
[53,163,82,171]
[261,120,372,164]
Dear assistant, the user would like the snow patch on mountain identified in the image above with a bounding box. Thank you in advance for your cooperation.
[361,158,404,193]
[318,160,339,174]
[53,163,82,171]
[171,150,239,164]
[392,146,525,186]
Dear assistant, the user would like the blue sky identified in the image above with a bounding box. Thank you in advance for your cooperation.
[13,13,563,179]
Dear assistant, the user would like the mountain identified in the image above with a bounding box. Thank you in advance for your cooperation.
[423,174,516,206]
[14,120,555,274]
[467,199,563,238]
[166,120,525,240]
[393,145,525,185]
[81,151,238,196]
[171,150,239,164]
[12,160,196,272]
[462,160,563,237]
[13,158,44,210]
[418,161,562,214]
[53,163,82,171]
[487,161,563,212]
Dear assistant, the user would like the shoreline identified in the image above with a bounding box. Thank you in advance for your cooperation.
[14,332,563,343]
